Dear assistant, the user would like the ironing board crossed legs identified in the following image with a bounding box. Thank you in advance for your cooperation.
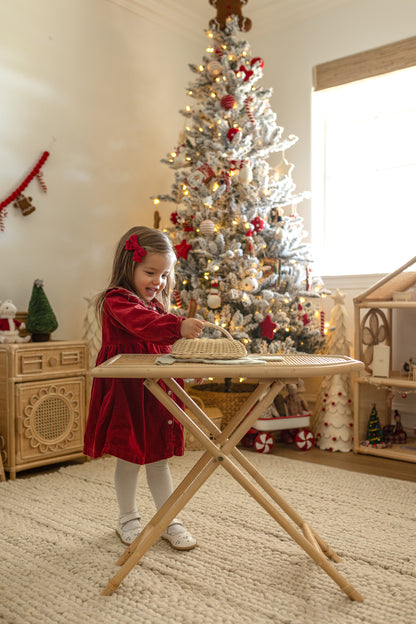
[91,353,364,601]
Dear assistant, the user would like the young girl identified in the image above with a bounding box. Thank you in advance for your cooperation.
[83,226,205,550]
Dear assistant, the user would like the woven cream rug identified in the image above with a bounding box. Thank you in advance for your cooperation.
[1,451,415,624]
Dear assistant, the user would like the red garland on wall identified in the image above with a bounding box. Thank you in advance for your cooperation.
[0,150,50,231]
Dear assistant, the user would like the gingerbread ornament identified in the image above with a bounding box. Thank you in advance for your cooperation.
[209,0,252,32]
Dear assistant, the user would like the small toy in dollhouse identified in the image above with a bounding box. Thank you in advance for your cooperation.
[401,357,414,378]
[241,382,315,453]
[0,300,31,343]
[382,409,407,444]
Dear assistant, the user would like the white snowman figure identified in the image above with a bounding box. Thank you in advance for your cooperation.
[207,280,221,309]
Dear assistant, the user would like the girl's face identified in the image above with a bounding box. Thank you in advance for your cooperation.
[133,252,173,302]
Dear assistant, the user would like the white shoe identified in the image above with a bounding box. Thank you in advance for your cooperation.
[162,520,197,551]
[116,511,141,545]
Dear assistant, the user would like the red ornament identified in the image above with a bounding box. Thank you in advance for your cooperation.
[170,211,181,225]
[186,163,215,189]
[228,159,244,170]
[220,94,235,110]
[259,314,277,340]
[175,239,192,259]
[302,313,311,325]
[227,127,240,142]
[218,171,230,191]
[183,215,195,232]
[235,65,253,81]
[250,216,265,233]
[251,57,265,69]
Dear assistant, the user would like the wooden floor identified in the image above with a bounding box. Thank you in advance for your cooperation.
[259,443,416,482]
[9,443,415,483]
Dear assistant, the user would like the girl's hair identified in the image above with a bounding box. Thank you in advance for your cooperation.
[96,226,176,319]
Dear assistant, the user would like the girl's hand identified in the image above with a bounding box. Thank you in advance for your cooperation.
[180,318,205,339]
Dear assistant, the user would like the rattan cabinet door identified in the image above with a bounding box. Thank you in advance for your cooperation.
[14,377,86,465]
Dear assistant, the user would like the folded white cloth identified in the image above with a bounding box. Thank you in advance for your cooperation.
[155,354,283,365]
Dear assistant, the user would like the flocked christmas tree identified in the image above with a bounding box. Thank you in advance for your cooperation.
[314,290,354,452]
[152,5,326,354]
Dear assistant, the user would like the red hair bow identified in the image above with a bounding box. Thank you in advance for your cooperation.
[125,234,146,263]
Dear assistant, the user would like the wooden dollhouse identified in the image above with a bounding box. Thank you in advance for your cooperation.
[353,256,416,462]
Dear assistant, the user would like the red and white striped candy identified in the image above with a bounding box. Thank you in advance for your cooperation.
[254,432,274,454]
[295,429,315,451]
[37,171,48,192]
[244,96,255,123]
[173,290,181,307]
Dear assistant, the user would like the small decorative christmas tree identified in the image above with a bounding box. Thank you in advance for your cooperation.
[314,290,354,452]
[26,279,58,342]
[366,404,384,445]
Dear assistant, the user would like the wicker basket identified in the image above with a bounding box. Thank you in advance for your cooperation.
[184,396,223,451]
[188,381,257,426]
[171,322,247,360]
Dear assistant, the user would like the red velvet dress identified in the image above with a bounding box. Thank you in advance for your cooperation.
[83,288,185,464]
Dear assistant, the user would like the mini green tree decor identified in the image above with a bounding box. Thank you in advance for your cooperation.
[366,404,384,445]
[26,279,58,341]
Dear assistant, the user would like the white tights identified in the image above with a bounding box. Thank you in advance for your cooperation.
[114,457,174,520]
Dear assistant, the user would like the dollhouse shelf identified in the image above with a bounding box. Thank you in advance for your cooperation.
[353,257,416,463]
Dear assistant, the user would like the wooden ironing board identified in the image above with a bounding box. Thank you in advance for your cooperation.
[91,353,364,601]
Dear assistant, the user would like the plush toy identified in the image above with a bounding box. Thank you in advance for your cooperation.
[0,300,31,343]
[285,383,309,416]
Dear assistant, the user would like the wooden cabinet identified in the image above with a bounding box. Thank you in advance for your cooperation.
[353,258,416,463]
[0,340,88,479]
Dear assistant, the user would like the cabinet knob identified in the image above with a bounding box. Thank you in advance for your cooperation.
[48,356,58,367]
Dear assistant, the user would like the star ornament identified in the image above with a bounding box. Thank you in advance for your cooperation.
[175,238,192,259]
[260,314,277,340]
[275,156,294,179]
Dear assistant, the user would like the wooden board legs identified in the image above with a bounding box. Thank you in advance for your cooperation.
[100,377,363,603]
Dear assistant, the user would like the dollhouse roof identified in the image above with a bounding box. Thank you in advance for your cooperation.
[354,256,416,303]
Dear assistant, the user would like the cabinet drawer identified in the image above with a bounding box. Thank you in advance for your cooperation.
[14,376,86,465]
[12,343,87,380]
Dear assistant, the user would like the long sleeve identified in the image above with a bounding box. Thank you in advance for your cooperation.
[103,289,183,345]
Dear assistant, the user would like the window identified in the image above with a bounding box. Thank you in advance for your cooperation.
[311,37,416,276]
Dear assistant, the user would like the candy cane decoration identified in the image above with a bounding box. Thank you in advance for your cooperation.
[37,171,48,193]
[173,290,181,308]
[0,208,6,232]
[320,310,325,337]
[244,96,256,123]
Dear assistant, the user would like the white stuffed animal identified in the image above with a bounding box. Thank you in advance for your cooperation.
[0,300,31,343]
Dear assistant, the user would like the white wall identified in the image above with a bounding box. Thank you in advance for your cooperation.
[1,0,415,345]
[0,0,210,339]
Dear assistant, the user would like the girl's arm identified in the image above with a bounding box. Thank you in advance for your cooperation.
[105,290,184,344]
